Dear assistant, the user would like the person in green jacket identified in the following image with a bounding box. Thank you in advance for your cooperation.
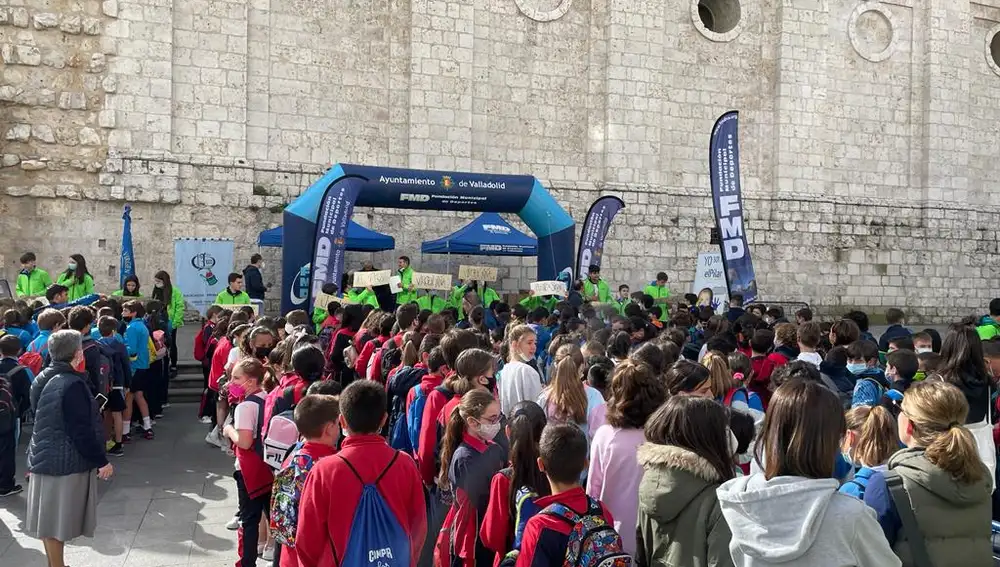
[610,284,634,315]
[416,291,447,313]
[112,275,143,298]
[635,395,735,567]
[346,284,380,309]
[152,270,186,373]
[396,256,417,305]
[582,264,611,304]
[643,272,671,306]
[55,254,95,302]
[976,299,1000,340]
[519,291,557,313]
[450,281,501,318]
[16,252,52,297]
[215,272,251,305]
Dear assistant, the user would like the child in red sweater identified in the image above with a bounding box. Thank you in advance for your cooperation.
[749,329,777,409]
[294,380,426,567]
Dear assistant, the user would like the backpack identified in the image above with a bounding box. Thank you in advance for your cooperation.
[263,411,300,470]
[336,452,410,567]
[193,322,214,362]
[377,343,403,385]
[387,366,427,451]
[840,467,876,499]
[541,496,632,567]
[269,449,312,547]
[355,337,382,378]
[723,386,764,412]
[498,478,545,567]
[82,341,113,395]
[18,351,43,376]
[0,367,20,433]
[405,383,432,452]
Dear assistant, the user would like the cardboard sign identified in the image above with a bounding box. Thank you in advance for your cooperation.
[458,265,498,282]
[389,276,403,294]
[213,302,259,316]
[413,272,453,291]
[313,290,355,309]
[530,280,567,297]
[352,270,391,288]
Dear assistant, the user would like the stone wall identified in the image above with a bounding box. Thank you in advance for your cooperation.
[3,0,1000,322]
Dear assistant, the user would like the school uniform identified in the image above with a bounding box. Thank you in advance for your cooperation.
[480,470,514,567]
[278,441,338,567]
[295,434,427,567]
[436,432,507,567]
[124,319,150,393]
[233,391,273,567]
[416,385,458,486]
[515,487,614,567]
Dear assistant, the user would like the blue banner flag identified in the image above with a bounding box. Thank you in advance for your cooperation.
[575,196,625,279]
[120,205,135,288]
[709,111,758,304]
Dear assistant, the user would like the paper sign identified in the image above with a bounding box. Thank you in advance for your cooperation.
[389,276,403,294]
[352,270,391,288]
[313,290,354,309]
[691,252,728,314]
[459,265,498,282]
[413,272,453,291]
[530,281,567,297]
[213,302,259,316]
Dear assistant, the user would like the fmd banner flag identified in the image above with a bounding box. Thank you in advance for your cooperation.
[120,205,135,288]
[575,196,625,279]
[309,178,361,311]
[174,239,234,314]
[709,111,758,304]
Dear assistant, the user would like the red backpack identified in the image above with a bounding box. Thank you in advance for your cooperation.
[193,322,214,362]
[18,351,43,376]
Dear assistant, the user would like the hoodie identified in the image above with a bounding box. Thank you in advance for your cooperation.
[717,473,900,567]
[863,448,992,567]
[635,443,733,567]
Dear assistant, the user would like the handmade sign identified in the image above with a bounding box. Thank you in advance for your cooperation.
[530,280,567,297]
[458,265,498,282]
[413,272,453,291]
[352,270,391,288]
[213,302,259,316]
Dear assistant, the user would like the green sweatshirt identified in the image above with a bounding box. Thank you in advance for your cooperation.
[156,287,186,329]
[519,295,557,313]
[397,266,416,305]
[346,288,379,309]
[583,278,611,303]
[643,283,671,303]
[55,272,94,302]
[417,294,448,313]
[215,288,250,305]
[16,268,52,297]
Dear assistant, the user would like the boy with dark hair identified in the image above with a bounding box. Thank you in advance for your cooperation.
[27,308,66,357]
[886,334,914,353]
[795,307,813,325]
[2,309,32,350]
[847,339,887,408]
[885,348,919,393]
[97,315,131,455]
[981,339,1000,380]
[763,306,786,326]
[295,380,426,566]
[877,308,910,352]
[976,298,1000,340]
[796,322,823,367]
[16,251,52,298]
[0,334,30,495]
[41,283,99,312]
[726,294,745,323]
[516,424,616,567]
[122,300,153,440]
[67,306,111,396]
[216,273,251,305]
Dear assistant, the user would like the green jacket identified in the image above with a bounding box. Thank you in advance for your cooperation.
[215,288,250,305]
[397,266,416,305]
[519,294,557,313]
[156,287,186,329]
[643,283,671,303]
[16,268,52,297]
[976,319,1000,340]
[583,278,611,303]
[55,272,94,302]
[450,284,500,318]
[635,443,734,567]
[610,297,634,316]
[111,290,143,298]
[417,294,448,313]
[346,288,379,309]
[886,448,992,567]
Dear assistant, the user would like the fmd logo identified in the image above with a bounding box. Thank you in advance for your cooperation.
[400,193,430,202]
[483,223,511,235]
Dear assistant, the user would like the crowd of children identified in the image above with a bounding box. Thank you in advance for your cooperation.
[8,249,1000,567]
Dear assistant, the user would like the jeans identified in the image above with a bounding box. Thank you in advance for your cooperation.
[234,471,269,567]
[0,428,16,492]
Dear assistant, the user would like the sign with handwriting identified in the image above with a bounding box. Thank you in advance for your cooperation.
[530,280,567,297]
[352,270,391,288]
[413,272,453,291]
[458,265,498,282]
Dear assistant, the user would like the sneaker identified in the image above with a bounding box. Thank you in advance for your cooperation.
[0,485,23,497]
[226,514,240,530]
[198,416,213,424]
[105,440,116,451]
[108,443,125,457]
[122,433,132,444]
[153,414,164,419]
[142,428,154,440]
[204,427,222,448]
[262,543,275,561]
[162,402,172,409]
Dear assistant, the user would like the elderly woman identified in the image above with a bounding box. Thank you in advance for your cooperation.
[26,330,113,567]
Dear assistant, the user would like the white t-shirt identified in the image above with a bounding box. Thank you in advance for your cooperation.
[797,351,823,368]
[233,392,265,469]
[226,347,242,369]
[499,361,543,417]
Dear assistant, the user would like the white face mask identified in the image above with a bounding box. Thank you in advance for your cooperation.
[728,428,740,457]
[285,323,296,336]
[916,347,932,354]
[478,420,501,440]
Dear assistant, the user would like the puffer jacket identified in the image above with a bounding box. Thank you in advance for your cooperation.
[635,442,734,567]
[28,362,106,476]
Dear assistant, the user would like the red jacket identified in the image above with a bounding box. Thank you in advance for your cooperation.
[295,434,427,567]
[278,441,338,567]
[208,337,232,391]
[417,386,457,485]
[515,487,615,567]
[406,372,445,414]
[480,470,513,567]
[262,372,306,437]
[749,354,776,409]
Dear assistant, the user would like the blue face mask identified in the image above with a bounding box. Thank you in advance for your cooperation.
[847,362,867,375]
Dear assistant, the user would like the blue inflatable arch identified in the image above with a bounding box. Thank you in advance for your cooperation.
[281,164,575,313]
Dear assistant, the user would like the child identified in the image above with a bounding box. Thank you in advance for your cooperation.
[222,358,274,567]
[435,388,507,567]
[795,322,823,367]
[122,300,153,440]
[885,348,918,393]
[398,340,447,455]
[270,394,340,567]
[915,351,941,381]
[886,335,914,353]
[2,309,32,350]
[847,339,888,408]
[767,323,797,367]
[515,424,620,567]
[911,331,934,354]
[0,334,30,494]
[981,339,1000,380]
[27,308,66,357]
[97,316,132,456]
[838,405,897,500]
[748,329,776,408]
[295,380,427,566]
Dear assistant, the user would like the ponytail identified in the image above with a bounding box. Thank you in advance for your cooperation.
[438,389,496,489]
[926,425,984,484]
[845,405,897,467]
[507,402,550,509]
[902,380,986,484]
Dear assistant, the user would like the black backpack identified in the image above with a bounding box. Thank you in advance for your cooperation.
[82,341,113,395]
[379,341,403,384]
[0,367,19,433]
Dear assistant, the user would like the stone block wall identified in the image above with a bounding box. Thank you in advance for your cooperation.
[3,0,1000,322]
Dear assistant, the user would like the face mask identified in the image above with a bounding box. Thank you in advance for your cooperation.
[73,357,85,373]
[228,382,246,400]
[285,323,296,336]
[847,362,867,375]
[254,346,273,360]
[727,428,739,457]
[154,282,164,288]
[915,347,932,354]
[68,262,77,271]
[478,420,501,440]
[841,448,856,470]
[517,351,533,363]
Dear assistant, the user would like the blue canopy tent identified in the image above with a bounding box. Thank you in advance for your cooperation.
[257,221,395,251]
[421,213,537,256]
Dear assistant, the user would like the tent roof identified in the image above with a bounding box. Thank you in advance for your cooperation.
[420,213,537,256]
[257,221,395,252]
